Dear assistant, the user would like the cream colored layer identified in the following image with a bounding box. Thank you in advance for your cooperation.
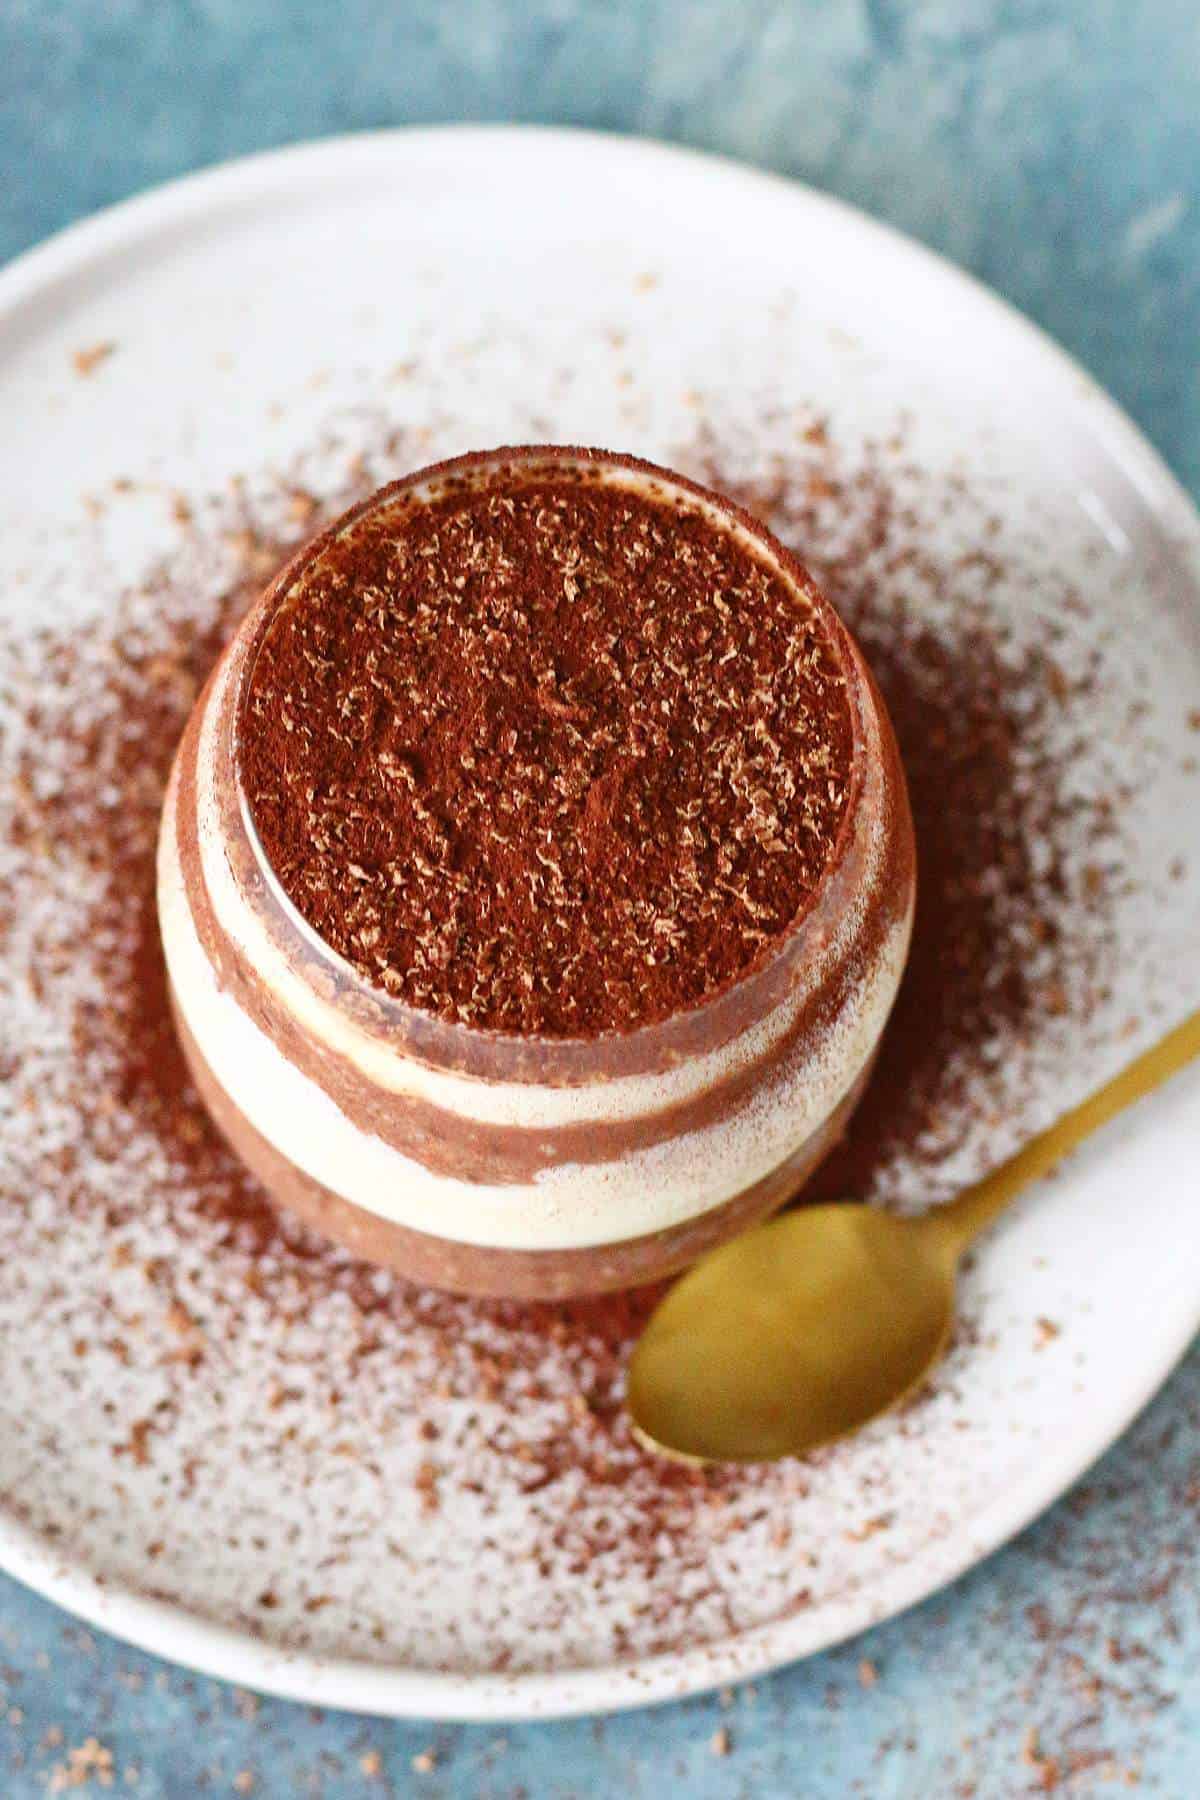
[161,808,911,1251]
[193,639,894,1132]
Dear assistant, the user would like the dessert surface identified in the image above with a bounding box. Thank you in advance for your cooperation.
[240,457,855,1036]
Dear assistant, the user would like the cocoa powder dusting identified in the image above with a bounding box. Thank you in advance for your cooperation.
[240,462,853,1035]
[0,405,1191,1709]
[683,423,1122,1206]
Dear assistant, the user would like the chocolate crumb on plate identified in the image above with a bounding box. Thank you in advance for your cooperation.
[70,342,116,378]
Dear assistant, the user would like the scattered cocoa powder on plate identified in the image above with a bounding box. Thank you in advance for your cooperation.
[683,422,1122,1207]
[0,406,1189,1702]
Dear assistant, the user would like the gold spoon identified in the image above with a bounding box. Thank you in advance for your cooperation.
[628,1009,1200,1465]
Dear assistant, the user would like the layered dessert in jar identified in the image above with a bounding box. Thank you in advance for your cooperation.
[157,446,915,1298]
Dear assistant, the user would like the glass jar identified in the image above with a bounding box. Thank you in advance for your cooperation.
[158,448,915,1298]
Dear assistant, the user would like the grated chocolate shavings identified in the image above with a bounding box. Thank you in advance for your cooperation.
[240,464,854,1036]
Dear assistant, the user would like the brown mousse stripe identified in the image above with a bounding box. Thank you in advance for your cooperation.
[170,646,912,1188]
[175,999,876,1297]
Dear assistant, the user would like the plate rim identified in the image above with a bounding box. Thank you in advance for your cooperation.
[2,122,1199,1720]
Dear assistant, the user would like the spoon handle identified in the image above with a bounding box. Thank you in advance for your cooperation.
[927,1008,1200,1258]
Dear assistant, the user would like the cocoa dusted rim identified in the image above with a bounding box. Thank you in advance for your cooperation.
[226,445,893,1058]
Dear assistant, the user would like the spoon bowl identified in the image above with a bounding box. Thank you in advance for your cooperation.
[628,1009,1200,1464]
[629,1205,958,1463]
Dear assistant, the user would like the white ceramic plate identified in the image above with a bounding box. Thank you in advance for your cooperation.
[0,128,1198,1719]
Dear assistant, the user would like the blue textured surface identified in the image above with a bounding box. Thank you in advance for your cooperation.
[2,3,1199,1793]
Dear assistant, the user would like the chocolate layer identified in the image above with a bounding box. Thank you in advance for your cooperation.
[175,997,875,1300]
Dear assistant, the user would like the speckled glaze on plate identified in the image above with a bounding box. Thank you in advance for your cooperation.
[0,128,1198,1719]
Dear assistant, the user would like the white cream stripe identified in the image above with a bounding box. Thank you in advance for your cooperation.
[161,786,911,1249]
